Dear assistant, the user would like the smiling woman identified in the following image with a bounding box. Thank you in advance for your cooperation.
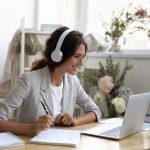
[0,26,101,135]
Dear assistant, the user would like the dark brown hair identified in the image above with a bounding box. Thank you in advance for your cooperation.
[31,26,87,71]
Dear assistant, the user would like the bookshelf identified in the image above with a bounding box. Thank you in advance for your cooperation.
[20,28,51,75]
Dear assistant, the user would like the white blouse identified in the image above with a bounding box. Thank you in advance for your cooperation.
[50,82,63,117]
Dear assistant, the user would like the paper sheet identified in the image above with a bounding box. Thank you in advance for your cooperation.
[0,132,24,148]
[30,129,80,147]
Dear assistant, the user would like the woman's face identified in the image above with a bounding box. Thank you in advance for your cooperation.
[62,43,86,75]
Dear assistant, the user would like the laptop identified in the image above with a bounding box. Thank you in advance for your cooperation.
[82,92,150,140]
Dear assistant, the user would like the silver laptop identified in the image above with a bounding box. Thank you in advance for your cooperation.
[82,92,150,140]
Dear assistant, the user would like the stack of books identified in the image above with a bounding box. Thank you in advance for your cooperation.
[40,24,63,32]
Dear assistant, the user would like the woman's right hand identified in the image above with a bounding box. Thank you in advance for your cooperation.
[33,115,54,135]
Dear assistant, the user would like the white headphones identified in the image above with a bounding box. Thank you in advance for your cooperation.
[51,29,72,62]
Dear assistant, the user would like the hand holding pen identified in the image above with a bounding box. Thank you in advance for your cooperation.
[40,96,77,127]
[40,93,54,123]
[33,100,55,135]
[40,100,55,126]
[33,115,55,135]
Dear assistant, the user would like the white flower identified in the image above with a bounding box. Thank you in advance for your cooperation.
[112,97,126,114]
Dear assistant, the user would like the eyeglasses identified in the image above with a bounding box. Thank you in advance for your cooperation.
[75,55,88,65]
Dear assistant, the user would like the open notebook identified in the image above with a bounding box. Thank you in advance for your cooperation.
[30,128,80,147]
[0,132,24,148]
[82,92,150,140]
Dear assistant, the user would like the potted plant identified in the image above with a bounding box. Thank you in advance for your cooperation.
[78,56,133,118]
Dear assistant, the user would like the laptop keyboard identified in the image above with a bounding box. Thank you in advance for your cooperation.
[99,126,121,137]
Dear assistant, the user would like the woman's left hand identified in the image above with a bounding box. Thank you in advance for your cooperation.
[54,112,78,126]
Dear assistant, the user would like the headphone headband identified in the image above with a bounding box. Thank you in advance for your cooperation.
[55,29,72,52]
[51,29,72,62]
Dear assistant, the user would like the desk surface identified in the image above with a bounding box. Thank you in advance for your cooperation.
[5,122,150,150]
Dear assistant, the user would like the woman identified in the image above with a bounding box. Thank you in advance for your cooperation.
[0,26,101,135]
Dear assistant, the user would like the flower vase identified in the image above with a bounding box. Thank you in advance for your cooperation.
[109,41,121,52]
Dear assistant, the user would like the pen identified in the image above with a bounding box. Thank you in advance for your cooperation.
[40,92,51,115]
[40,100,49,115]
[40,92,54,126]
[40,100,55,126]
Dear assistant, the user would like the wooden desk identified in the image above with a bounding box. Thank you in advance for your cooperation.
[8,122,150,150]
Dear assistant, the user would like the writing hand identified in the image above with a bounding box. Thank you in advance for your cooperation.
[54,112,78,126]
[33,115,55,135]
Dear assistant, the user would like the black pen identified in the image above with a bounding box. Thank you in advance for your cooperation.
[40,92,51,115]
[40,100,49,115]
[40,99,55,126]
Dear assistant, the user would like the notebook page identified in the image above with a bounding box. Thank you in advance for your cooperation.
[0,132,24,148]
[30,129,80,147]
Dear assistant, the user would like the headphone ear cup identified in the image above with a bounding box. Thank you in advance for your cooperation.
[51,50,63,62]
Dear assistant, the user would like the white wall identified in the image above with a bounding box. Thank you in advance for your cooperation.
[0,0,35,79]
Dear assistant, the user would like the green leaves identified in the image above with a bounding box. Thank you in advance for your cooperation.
[82,56,133,118]
[81,55,133,93]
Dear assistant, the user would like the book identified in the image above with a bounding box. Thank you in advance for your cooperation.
[0,132,24,148]
[30,128,80,147]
